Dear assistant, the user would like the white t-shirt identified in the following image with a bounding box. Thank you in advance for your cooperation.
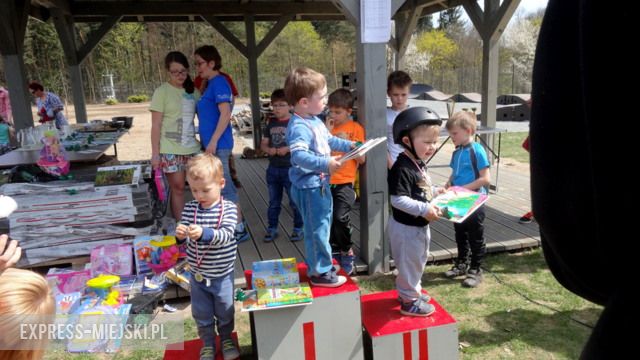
[387,107,407,166]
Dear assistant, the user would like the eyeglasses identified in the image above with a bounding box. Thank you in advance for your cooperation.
[169,69,188,76]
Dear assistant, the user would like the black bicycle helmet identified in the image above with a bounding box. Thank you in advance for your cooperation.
[393,107,442,144]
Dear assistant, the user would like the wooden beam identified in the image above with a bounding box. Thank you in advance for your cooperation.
[32,0,70,15]
[244,15,263,149]
[396,7,421,59]
[332,0,359,25]
[51,8,88,124]
[487,0,520,41]
[356,37,389,274]
[0,0,33,130]
[256,15,293,56]
[51,8,79,65]
[74,14,347,22]
[77,16,121,62]
[202,15,248,58]
[391,0,407,16]
[72,1,341,16]
[462,0,484,33]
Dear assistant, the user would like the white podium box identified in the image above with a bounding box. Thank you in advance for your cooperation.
[361,290,458,360]
[246,264,364,360]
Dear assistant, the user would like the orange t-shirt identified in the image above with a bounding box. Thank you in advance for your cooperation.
[330,120,365,185]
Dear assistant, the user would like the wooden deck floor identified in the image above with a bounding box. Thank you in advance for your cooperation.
[232,147,540,286]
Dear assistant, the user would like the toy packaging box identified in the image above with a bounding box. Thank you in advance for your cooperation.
[90,243,133,276]
[46,268,92,295]
[251,258,299,289]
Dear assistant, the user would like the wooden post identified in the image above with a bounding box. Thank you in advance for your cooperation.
[0,0,33,130]
[245,15,262,150]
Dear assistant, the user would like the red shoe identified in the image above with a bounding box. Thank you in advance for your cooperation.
[519,211,534,224]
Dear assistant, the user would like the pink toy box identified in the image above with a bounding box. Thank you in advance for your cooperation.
[46,268,92,294]
[90,243,133,276]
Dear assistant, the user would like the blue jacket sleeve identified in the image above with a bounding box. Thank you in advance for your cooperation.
[328,135,353,153]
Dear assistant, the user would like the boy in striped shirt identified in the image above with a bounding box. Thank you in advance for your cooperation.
[175,153,240,360]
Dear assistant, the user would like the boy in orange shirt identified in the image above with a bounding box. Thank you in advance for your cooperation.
[327,89,365,275]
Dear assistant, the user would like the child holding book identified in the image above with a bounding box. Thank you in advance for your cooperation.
[285,67,356,287]
[389,107,443,316]
[327,89,364,275]
[443,111,491,288]
[260,89,304,242]
[175,153,240,360]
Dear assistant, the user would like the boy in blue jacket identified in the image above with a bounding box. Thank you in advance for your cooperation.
[285,67,356,287]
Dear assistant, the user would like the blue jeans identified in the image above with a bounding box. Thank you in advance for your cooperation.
[216,148,238,203]
[267,166,303,229]
[189,271,235,348]
[290,183,333,276]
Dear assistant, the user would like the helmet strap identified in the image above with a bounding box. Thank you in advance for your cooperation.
[401,136,420,161]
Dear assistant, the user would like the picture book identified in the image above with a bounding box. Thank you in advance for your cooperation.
[338,136,386,164]
[239,283,313,312]
[431,186,489,223]
[251,258,299,289]
[94,165,141,187]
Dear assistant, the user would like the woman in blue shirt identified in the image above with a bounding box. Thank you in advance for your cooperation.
[193,45,248,242]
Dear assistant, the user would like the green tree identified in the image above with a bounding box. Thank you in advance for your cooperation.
[416,30,458,90]
[416,15,433,33]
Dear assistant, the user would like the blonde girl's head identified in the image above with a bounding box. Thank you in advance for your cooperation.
[0,268,55,360]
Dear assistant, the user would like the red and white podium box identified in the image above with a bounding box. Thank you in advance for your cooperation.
[163,333,239,360]
[245,263,364,360]
[361,290,458,360]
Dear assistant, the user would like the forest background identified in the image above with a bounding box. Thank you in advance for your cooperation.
[0,6,543,105]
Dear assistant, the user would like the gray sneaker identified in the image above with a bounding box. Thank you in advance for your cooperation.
[199,346,215,360]
[399,298,436,317]
[444,262,469,278]
[462,268,483,288]
[397,293,431,304]
[222,338,240,360]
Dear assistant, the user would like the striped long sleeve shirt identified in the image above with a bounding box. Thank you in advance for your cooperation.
[179,199,238,279]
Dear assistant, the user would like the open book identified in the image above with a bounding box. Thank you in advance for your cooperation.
[338,136,387,164]
[239,283,313,312]
[431,186,489,223]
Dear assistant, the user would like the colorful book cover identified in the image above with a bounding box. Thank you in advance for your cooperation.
[240,283,313,312]
[95,165,141,187]
[251,258,299,289]
[431,186,489,223]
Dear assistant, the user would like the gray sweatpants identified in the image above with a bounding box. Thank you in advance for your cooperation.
[388,217,431,301]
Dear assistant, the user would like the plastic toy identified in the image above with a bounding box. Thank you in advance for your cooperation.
[147,236,179,273]
[36,129,70,176]
[86,274,120,298]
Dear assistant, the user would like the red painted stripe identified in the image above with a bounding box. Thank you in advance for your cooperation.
[303,322,316,360]
[403,332,412,360]
[419,330,428,360]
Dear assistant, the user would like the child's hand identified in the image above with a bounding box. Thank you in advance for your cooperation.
[269,147,277,156]
[276,147,287,156]
[188,224,204,240]
[435,186,447,195]
[425,204,442,222]
[444,181,451,189]
[175,224,189,240]
[327,156,343,174]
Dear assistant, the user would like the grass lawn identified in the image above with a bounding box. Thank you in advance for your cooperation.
[497,131,530,164]
[44,249,601,359]
[359,248,601,359]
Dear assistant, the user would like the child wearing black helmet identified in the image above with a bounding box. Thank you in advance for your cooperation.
[388,106,444,316]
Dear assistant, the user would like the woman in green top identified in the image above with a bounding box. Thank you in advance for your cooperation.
[150,51,201,221]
